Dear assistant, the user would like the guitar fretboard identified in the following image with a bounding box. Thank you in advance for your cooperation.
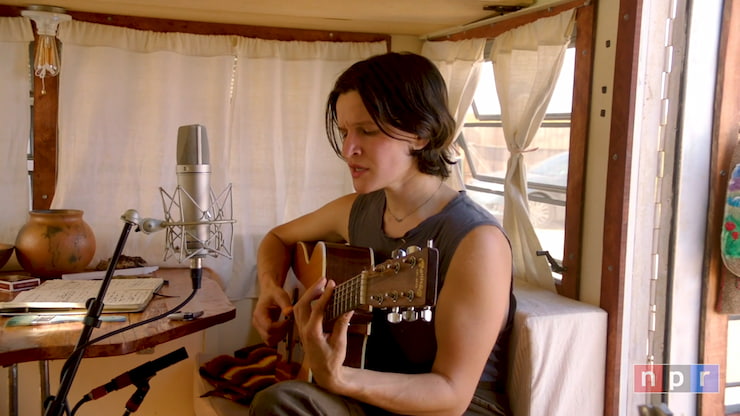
[326,272,365,321]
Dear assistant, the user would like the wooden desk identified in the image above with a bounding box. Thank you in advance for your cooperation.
[0,268,236,415]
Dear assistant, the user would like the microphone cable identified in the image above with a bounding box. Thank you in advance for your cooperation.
[69,395,90,416]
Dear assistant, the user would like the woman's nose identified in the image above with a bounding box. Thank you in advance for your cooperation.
[342,134,361,158]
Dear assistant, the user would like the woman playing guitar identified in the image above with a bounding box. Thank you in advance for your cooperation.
[250,52,515,416]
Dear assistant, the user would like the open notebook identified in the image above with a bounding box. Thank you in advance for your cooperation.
[0,278,165,314]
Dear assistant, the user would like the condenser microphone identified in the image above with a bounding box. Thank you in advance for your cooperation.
[138,124,234,288]
[176,124,212,285]
[84,347,188,400]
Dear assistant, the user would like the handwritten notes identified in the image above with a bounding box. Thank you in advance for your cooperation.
[0,278,164,313]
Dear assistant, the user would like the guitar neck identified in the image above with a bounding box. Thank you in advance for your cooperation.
[326,273,365,322]
[292,241,439,326]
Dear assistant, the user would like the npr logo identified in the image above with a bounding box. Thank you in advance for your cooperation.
[634,364,719,393]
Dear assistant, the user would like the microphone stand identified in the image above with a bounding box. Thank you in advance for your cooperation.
[44,210,140,416]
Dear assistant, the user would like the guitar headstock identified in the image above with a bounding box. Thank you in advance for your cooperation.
[361,244,439,323]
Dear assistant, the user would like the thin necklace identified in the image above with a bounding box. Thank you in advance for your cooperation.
[386,181,443,223]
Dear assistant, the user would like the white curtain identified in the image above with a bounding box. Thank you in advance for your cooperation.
[227,38,386,297]
[422,39,486,190]
[491,10,575,291]
[0,17,33,245]
[54,20,385,299]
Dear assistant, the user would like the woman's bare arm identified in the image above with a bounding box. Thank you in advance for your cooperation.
[252,193,358,345]
[296,225,512,415]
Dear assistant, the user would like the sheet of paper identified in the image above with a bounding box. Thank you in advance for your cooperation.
[2,278,164,311]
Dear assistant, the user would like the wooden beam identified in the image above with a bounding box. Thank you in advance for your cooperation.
[0,5,22,17]
[599,0,643,415]
[31,72,59,210]
[558,3,594,300]
[427,0,587,41]
[66,10,390,44]
[0,4,390,43]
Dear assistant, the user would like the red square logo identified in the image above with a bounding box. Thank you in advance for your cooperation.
[634,364,664,393]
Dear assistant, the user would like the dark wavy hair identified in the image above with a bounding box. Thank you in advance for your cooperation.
[325,52,457,178]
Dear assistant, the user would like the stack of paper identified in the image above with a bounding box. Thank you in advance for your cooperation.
[0,278,164,313]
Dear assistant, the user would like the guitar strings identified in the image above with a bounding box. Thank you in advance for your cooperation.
[328,274,362,320]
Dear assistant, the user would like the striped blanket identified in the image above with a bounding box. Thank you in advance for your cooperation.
[198,344,282,405]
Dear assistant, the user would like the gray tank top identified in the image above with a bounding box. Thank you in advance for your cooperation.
[348,190,515,394]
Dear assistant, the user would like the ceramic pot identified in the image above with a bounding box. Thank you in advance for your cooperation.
[15,209,96,279]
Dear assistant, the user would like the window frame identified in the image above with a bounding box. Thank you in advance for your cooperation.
[435,2,592,300]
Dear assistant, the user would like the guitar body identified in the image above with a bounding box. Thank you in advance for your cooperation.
[293,240,376,332]
[280,241,374,381]
[278,241,438,382]
[292,241,375,290]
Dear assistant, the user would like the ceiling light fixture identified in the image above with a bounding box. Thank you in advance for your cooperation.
[22,5,71,94]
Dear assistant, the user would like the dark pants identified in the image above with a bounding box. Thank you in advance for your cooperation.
[248,380,509,416]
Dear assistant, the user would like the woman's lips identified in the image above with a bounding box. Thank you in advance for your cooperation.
[349,164,368,178]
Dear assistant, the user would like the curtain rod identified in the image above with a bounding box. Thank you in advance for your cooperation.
[420,0,590,40]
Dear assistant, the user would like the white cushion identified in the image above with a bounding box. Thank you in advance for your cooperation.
[507,281,607,416]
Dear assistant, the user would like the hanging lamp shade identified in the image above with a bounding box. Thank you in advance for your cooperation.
[22,5,71,92]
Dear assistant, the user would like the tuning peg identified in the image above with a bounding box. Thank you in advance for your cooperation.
[391,248,406,259]
[387,307,402,323]
[420,306,433,322]
[402,256,417,267]
[402,307,418,322]
[406,245,421,254]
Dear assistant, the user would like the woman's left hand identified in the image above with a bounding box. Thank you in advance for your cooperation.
[292,277,354,390]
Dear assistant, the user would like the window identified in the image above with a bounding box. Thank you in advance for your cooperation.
[457,46,575,279]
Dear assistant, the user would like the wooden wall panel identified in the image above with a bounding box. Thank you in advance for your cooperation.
[702,0,740,414]
[600,0,642,414]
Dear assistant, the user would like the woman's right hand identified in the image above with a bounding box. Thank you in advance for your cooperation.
[251,279,294,346]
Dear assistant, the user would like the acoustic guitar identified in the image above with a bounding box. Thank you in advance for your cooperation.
[278,241,439,381]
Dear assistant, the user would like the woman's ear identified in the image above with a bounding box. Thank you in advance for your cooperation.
[412,136,430,150]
